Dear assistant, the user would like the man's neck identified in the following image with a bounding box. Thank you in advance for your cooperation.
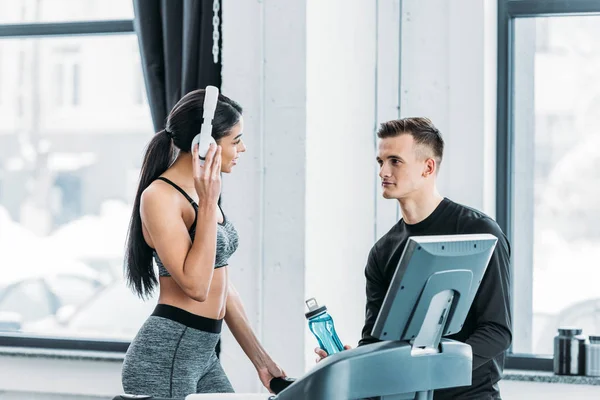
[398,189,444,225]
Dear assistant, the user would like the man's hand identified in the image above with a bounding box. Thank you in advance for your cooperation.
[314,345,352,363]
[257,360,286,393]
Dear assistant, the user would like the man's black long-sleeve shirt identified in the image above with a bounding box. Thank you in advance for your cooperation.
[359,198,512,400]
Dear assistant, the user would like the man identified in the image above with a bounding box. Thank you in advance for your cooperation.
[316,117,512,399]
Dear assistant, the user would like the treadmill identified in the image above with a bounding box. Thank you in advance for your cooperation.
[114,233,497,400]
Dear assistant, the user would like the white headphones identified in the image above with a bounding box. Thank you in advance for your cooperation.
[191,85,219,164]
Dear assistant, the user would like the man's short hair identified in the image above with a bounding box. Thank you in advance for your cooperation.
[377,117,444,165]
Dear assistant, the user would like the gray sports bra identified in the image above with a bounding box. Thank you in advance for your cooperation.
[152,177,239,276]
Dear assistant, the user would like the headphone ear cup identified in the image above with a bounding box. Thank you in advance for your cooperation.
[194,133,216,160]
[191,134,202,152]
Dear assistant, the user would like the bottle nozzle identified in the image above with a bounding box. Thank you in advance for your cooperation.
[305,297,327,319]
[305,297,320,312]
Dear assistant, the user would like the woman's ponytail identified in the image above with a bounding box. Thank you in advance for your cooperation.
[124,129,174,298]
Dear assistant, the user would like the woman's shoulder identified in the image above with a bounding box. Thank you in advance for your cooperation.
[140,179,182,214]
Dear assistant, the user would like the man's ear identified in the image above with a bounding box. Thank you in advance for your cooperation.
[423,158,436,177]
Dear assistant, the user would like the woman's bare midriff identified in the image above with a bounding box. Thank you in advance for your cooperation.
[158,267,229,320]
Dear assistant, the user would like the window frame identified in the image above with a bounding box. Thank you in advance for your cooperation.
[0,18,134,353]
[497,0,600,371]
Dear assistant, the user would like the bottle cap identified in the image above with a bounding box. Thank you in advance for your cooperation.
[589,335,600,344]
[558,327,583,336]
[305,297,327,319]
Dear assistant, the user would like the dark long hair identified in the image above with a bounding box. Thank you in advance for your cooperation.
[124,89,243,298]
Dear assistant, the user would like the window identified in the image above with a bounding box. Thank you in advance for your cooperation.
[133,55,147,106]
[0,2,154,347]
[0,280,53,322]
[45,275,103,310]
[0,0,134,24]
[498,1,600,368]
[53,46,81,108]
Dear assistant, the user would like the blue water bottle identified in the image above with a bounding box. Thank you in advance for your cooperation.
[305,297,345,355]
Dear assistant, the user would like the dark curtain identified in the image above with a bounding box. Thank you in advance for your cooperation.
[133,0,222,132]
[132,0,223,358]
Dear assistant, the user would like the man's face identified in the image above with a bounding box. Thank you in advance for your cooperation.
[376,135,435,200]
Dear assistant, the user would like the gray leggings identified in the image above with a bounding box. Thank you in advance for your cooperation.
[122,304,234,397]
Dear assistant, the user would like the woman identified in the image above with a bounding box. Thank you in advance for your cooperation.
[122,89,284,397]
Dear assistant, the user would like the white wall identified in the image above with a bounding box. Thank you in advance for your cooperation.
[501,380,600,399]
[400,0,497,216]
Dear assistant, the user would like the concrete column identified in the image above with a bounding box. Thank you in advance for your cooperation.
[221,0,307,391]
[304,0,379,367]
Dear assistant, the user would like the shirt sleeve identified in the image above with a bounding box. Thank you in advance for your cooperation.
[463,217,513,369]
[359,246,386,346]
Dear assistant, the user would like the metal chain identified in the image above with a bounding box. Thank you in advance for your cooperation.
[212,0,220,64]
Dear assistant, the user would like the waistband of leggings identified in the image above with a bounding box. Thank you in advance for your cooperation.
[152,304,222,334]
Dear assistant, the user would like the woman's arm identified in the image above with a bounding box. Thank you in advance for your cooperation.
[225,282,285,391]
[141,186,218,302]
[140,145,222,302]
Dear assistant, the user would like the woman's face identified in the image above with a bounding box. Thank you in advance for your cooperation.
[217,116,246,173]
